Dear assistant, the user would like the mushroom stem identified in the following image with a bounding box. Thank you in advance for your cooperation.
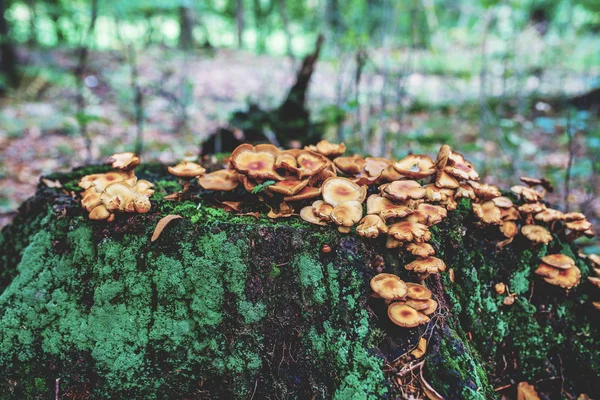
[181,180,191,194]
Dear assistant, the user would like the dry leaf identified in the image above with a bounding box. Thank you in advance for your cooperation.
[239,212,261,219]
[219,201,243,212]
[151,215,183,242]
[420,362,445,400]
[41,178,62,188]
[411,337,427,359]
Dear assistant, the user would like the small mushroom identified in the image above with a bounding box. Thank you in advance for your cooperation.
[406,242,435,257]
[357,215,389,238]
[406,203,447,226]
[501,207,521,221]
[511,185,541,202]
[78,171,130,191]
[370,273,408,300]
[500,221,518,238]
[366,194,413,220]
[472,201,502,225]
[300,206,328,226]
[107,152,140,174]
[435,169,460,189]
[330,201,363,227]
[230,144,282,180]
[380,180,426,202]
[388,221,431,243]
[168,161,206,195]
[405,282,432,300]
[494,283,506,295]
[517,382,540,400]
[534,263,560,279]
[521,225,553,244]
[198,169,240,191]
[491,196,513,208]
[405,257,446,274]
[388,303,429,328]
[470,181,501,200]
[535,208,565,222]
[541,254,575,270]
[444,151,479,181]
[322,177,367,207]
[454,183,476,199]
[543,266,581,289]
[312,200,334,221]
[393,154,436,179]
[306,140,346,157]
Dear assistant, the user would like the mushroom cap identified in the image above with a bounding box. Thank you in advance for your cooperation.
[370,273,408,300]
[587,276,600,288]
[388,303,429,328]
[500,221,518,238]
[517,382,540,400]
[445,151,479,180]
[535,263,560,278]
[566,219,592,231]
[312,140,346,157]
[333,155,366,175]
[470,181,501,200]
[435,144,451,170]
[518,202,546,214]
[388,221,431,242]
[405,298,436,311]
[406,203,447,226]
[543,265,581,289]
[424,184,454,202]
[107,152,140,171]
[521,225,553,244]
[296,151,329,178]
[541,254,575,270]
[89,204,112,220]
[520,177,553,191]
[322,177,367,207]
[134,180,155,196]
[535,209,565,222]
[589,254,600,267]
[495,282,506,295]
[230,144,282,180]
[454,183,476,199]
[284,186,322,202]
[380,165,404,182]
[330,201,363,227]
[198,169,240,191]
[81,191,102,212]
[501,207,521,221]
[472,201,503,225]
[492,196,513,208]
[133,195,151,213]
[393,154,436,179]
[406,282,432,300]
[380,180,426,202]
[78,171,130,191]
[275,150,300,172]
[366,194,413,220]
[406,242,435,257]
[268,179,310,196]
[435,170,460,189]
[511,185,541,202]
[364,157,392,177]
[357,215,389,238]
[563,212,586,221]
[386,236,404,249]
[101,182,135,212]
[168,161,206,179]
[312,200,334,220]
[421,299,438,315]
[405,257,447,273]
[300,206,328,226]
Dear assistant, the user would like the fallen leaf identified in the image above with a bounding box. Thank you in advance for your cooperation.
[151,215,183,242]
[411,337,427,359]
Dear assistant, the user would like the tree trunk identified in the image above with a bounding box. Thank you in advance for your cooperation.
[0,0,19,89]
[178,5,195,50]
[236,0,244,48]
[0,164,598,398]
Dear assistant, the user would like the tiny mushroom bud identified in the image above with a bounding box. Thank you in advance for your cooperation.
[503,294,516,305]
[321,244,332,254]
[495,282,506,295]
[370,273,408,300]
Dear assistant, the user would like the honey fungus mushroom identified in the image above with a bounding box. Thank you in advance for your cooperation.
[357,215,388,238]
[522,225,553,244]
[388,303,430,328]
[198,169,240,191]
[230,144,282,180]
[380,180,426,202]
[107,152,141,175]
[305,140,346,158]
[393,154,436,179]
[167,161,207,197]
[388,221,431,243]
[330,201,363,229]
[370,273,407,300]
[405,257,446,274]
[322,177,367,207]
[535,254,581,289]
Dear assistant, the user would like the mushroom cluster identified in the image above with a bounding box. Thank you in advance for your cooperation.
[370,273,438,328]
[534,254,581,290]
[78,152,154,221]
[587,254,600,310]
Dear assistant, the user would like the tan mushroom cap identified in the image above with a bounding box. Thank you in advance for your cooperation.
[517,382,540,400]
[589,254,600,268]
[543,265,581,289]
[380,165,404,182]
[588,276,600,288]
[388,303,429,328]
[520,176,553,192]
[445,151,479,180]
[357,215,389,238]
[472,201,502,225]
[518,202,547,214]
[405,257,446,273]
[198,169,240,191]
[296,151,329,178]
[107,152,140,171]
[406,282,432,300]
[334,155,366,175]
[511,185,541,202]
[81,191,102,212]
[405,298,437,312]
[500,221,518,238]
[564,212,586,221]
[386,236,404,249]
[566,219,592,231]
[406,203,447,226]
[388,221,431,243]
[268,179,310,196]
[380,180,426,202]
[366,194,413,220]
[535,263,560,278]
[522,225,553,244]
[364,157,392,177]
[455,183,476,199]
[541,254,575,270]
[406,242,435,257]
[89,204,112,221]
[168,161,206,179]
[501,207,521,221]
[230,144,282,180]
[322,177,367,207]
[312,200,334,221]
[311,140,346,157]
[134,180,155,196]
[492,196,513,208]
[370,273,408,300]
[593,302,600,311]
[300,206,328,226]
[78,171,130,191]
[275,150,299,171]
[435,170,460,189]
[424,184,454,202]
[535,209,565,222]
[421,299,438,315]
[393,154,436,179]
[331,201,363,227]
[284,186,322,202]
[100,182,135,212]
[470,182,501,200]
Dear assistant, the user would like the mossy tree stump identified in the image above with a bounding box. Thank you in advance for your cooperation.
[0,165,598,399]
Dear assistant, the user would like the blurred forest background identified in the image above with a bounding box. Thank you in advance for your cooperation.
[0,0,598,250]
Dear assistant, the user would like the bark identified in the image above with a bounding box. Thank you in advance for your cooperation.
[0,165,598,398]
[0,0,19,88]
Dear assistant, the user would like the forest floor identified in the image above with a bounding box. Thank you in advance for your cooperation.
[0,46,598,251]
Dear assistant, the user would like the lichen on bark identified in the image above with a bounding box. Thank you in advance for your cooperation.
[0,165,598,399]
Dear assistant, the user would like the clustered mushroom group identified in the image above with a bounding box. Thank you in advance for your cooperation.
[79,152,154,221]
[77,142,598,322]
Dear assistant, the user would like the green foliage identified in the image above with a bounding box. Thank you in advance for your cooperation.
[251,180,275,194]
